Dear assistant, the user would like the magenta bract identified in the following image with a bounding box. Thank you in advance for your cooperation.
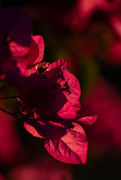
[0,7,45,86]
[18,56,97,164]
[0,7,32,86]
[44,122,88,164]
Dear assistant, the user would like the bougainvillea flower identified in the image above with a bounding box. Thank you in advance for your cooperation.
[23,114,97,164]
[18,59,81,119]
[23,118,89,164]
[0,7,45,86]
[18,59,97,164]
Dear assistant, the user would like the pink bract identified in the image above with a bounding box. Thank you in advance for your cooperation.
[44,122,88,164]
[0,7,45,86]
[26,35,45,69]
[18,59,81,120]
[0,7,31,86]
[18,58,97,164]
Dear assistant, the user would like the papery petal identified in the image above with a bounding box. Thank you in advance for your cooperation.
[23,121,45,138]
[24,66,39,77]
[8,35,44,78]
[47,59,69,71]
[45,68,81,108]
[8,41,30,58]
[57,101,77,119]
[0,56,24,86]
[44,68,62,83]
[45,120,67,139]
[44,122,88,164]
[24,118,67,139]
[27,35,45,68]
[45,65,81,109]
[77,115,98,125]
[18,73,50,102]
[44,60,69,85]
[48,93,76,119]
[16,57,28,76]
[73,100,81,112]
[62,70,81,106]
[0,7,27,47]
[0,7,32,86]
[3,7,32,56]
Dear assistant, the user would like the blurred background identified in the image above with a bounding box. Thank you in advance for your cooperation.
[0,0,121,179]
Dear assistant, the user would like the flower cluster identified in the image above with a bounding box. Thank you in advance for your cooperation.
[0,7,97,164]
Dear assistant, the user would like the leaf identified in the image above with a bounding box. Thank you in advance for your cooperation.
[44,122,88,164]
[77,115,98,125]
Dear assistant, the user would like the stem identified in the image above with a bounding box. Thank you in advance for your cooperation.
[0,79,5,83]
[0,95,19,100]
[0,107,14,116]
[0,84,8,91]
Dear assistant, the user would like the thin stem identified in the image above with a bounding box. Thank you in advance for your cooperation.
[0,107,14,116]
[0,84,8,91]
[0,79,5,83]
[0,95,19,100]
